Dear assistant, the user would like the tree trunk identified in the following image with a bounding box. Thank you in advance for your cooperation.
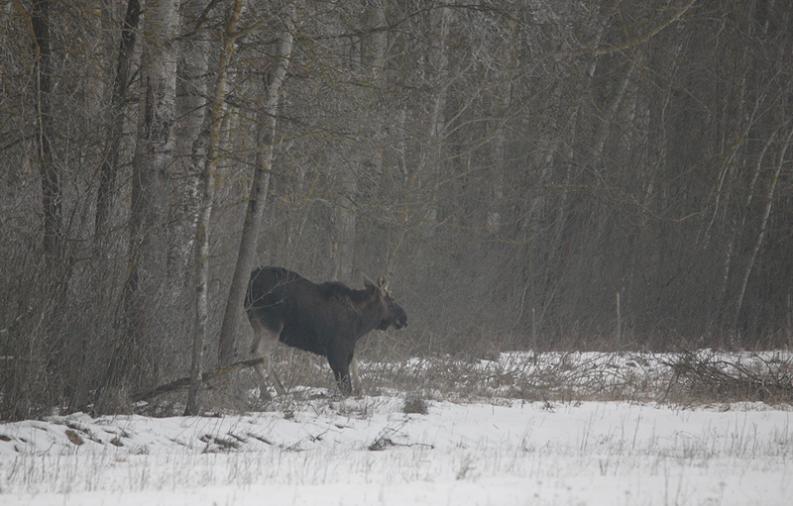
[351,0,389,279]
[167,0,212,285]
[165,0,214,385]
[31,0,61,258]
[488,15,520,234]
[415,5,451,229]
[335,169,357,281]
[517,6,613,332]
[184,0,244,416]
[97,0,180,411]
[712,4,783,337]
[733,125,793,334]
[715,126,778,333]
[94,0,140,254]
[592,59,637,162]
[217,6,296,367]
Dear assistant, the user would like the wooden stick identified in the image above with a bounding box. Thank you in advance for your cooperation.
[131,357,265,403]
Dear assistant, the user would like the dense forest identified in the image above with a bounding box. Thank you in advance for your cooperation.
[1,0,792,418]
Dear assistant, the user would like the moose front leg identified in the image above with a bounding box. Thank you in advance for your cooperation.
[349,355,360,395]
[327,348,353,396]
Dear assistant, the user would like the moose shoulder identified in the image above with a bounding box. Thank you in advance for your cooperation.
[245,266,408,396]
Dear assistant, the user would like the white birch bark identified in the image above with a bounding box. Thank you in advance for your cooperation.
[100,0,180,408]
[168,0,212,287]
[127,0,179,377]
[217,5,296,367]
[184,0,244,415]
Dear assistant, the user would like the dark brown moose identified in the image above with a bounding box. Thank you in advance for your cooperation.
[245,266,408,396]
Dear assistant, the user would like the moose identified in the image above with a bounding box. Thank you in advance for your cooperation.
[245,266,408,396]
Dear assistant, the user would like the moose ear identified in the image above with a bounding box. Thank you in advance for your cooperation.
[377,276,388,291]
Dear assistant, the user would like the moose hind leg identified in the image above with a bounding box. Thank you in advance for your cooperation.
[250,320,287,397]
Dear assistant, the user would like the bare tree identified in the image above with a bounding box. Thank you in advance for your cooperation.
[94,0,140,254]
[185,0,245,416]
[30,0,61,258]
[4,1,793,419]
[98,0,181,409]
[733,124,793,331]
[168,0,212,285]
[217,4,296,367]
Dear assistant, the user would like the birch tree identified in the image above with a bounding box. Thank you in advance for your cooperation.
[98,0,180,409]
[184,0,244,416]
[168,0,212,285]
[217,5,296,367]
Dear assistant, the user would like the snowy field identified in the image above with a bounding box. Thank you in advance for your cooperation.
[1,351,792,505]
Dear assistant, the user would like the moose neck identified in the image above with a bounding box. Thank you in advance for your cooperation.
[349,289,385,338]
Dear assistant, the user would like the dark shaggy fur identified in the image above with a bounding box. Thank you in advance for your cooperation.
[245,266,407,395]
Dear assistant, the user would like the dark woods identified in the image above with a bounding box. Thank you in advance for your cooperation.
[1,1,792,419]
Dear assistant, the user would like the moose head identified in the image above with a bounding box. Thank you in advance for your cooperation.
[364,275,408,331]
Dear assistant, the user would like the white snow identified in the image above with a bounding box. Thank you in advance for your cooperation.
[2,350,792,505]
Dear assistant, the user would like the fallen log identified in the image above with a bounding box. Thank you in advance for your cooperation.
[131,357,265,403]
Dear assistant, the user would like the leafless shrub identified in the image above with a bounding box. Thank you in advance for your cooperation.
[87,349,793,416]
[455,454,475,480]
[662,352,793,405]
[402,396,428,415]
[367,436,396,451]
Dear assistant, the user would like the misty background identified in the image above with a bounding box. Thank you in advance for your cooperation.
[1,0,791,418]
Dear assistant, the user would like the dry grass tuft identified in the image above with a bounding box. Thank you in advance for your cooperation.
[402,396,429,415]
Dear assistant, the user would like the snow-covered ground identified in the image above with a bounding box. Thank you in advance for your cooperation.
[2,350,792,505]
[2,394,792,505]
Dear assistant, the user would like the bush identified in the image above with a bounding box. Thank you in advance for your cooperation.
[402,396,428,415]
